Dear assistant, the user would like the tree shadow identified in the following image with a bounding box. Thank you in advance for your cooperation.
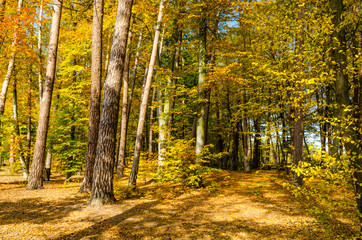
[0,195,88,225]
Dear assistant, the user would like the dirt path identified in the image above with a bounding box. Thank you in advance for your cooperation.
[0,167,357,239]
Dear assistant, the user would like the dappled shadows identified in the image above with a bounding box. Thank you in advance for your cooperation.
[0,195,87,225]
[50,201,159,240]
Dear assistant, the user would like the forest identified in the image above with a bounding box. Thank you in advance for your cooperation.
[0,0,361,239]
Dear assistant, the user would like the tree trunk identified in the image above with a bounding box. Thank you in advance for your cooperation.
[252,118,261,169]
[27,0,62,190]
[216,107,224,169]
[12,78,29,180]
[80,0,104,193]
[89,0,133,206]
[242,93,250,173]
[116,28,132,178]
[26,74,31,177]
[0,0,22,115]
[38,0,44,101]
[195,13,207,162]
[44,149,52,181]
[230,121,240,171]
[148,87,156,159]
[168,28,182,134]
[117,29,143,178]
[293,2,304,187]
[129,0,165,186]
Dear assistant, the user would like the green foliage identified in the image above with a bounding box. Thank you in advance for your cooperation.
[280,149,360,239]
[155,139,216,188]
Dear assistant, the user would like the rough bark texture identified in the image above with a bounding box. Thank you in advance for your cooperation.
[129,0,165,186]
[89,0,133,206]
[116,29,132,178]
[27,0,62,190]
[195,14,207,162]
[80,0,104,193]
[0,0,22,115]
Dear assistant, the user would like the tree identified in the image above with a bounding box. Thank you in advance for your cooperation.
[89,0,133,206]
[80,0,104,193]
[292,1,304,187]
[116,27,132,178]
[195,7,207,162]
[27,0,63,190]
[129,0,165,186]
[0,0,22,115]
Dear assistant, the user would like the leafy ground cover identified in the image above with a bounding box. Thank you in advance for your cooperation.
[0,166,358,239]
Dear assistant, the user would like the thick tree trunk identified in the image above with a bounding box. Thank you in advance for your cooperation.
[195,14,207,162]
[129,0,165,186]
[80,0,104,193]
[89,0,133,206]
[0,0,22,115]
[27,0,62,190]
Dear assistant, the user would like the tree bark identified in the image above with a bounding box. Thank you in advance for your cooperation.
[116,30,143,173]
[45,149,52,181]
[89,0,133,206]
[242,93,250,173]
[26,74,31,177]
[129,0,165,186]
[230,121,240,171]
[27,0,62,190]
[116,28,132,178]
[252,118,261,169]
[80,0,104,193]
[12,78,28,180]
[148,87,156,159]
[292,2,304,187]
[38,0,44,101]
[195,13,207,162]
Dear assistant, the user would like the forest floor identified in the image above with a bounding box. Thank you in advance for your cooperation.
[0,166,359,240]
